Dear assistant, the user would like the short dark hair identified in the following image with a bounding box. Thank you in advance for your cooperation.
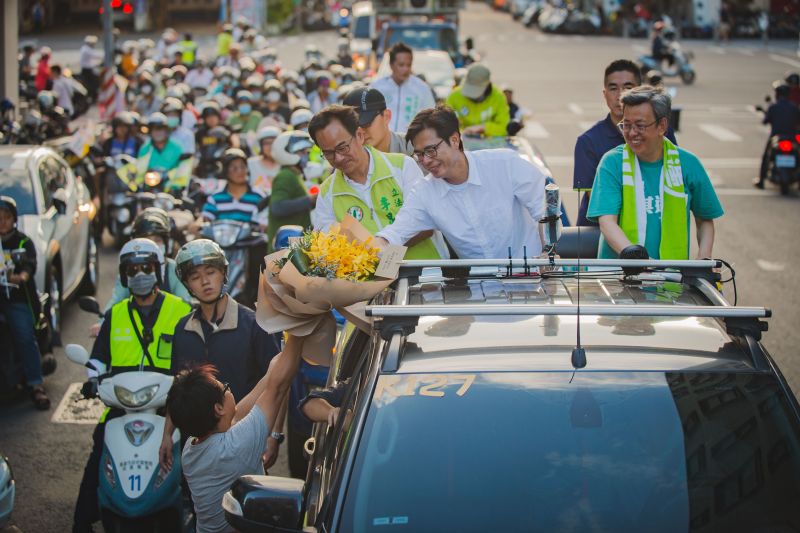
[166,364,224,438]
[389,42,413,65]
[308,105,359,145]
[604,59,642,86]
[405,105,463,151]
[50,64,62,75]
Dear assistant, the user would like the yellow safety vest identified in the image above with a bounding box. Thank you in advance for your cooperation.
[108,292,191,370]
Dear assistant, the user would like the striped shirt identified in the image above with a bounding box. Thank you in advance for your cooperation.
[202,185,268,225]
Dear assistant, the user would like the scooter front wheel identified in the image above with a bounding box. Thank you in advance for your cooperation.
[680,69,696,85]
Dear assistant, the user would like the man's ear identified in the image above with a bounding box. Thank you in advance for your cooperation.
[355,126,366,145]
[383,108,392,123]
[657,117,669,136]
[214,402,226,417]
[449,131,461,148]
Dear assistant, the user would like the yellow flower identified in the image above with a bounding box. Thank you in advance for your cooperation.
[304,227,379,281]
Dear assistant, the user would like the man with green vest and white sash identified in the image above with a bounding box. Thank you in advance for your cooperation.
[72,238,191,533]
[308,105,443,259]
[588,86,723,259]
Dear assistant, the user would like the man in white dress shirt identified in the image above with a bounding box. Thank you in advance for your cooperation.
[374,106,547,259]
[369,43,436,133]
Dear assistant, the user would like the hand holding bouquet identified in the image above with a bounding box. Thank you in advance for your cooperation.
[256,216,404,365]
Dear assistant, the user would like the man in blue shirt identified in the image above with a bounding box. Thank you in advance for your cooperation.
[587,86,723,260]
[755,83,800,188]
[573,59,676,226]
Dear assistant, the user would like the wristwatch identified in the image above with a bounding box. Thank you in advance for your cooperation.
[270,431,285,444]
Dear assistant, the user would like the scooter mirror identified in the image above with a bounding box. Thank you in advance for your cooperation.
[78,296,102,316]
[65,344,90,366]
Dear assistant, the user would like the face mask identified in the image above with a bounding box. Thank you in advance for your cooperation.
[285,82,297,91]
[238,104,252,115]
[167,116,180,129]
[266,91,281,103]
[128,271,158,296]
[264,73,276,81]
[151,130,168,143]
[141,84,153,95]
[252,91,263,100]
[221,77,232,85]
[302,161,324,181]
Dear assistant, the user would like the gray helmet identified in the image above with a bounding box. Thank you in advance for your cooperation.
[175,239,229,286]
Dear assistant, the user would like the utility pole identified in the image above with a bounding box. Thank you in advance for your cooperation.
[102,0,114,69]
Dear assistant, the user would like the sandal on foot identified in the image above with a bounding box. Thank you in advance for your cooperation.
[30,386,51,410]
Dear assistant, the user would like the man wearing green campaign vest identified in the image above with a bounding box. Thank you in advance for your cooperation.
[308,105,443,259]
[588,86,723,259]
[72,238,191,532]
[178,33,198,66]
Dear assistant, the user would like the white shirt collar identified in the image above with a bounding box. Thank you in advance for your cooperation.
[341,147,373,188]
[435,151,480,197]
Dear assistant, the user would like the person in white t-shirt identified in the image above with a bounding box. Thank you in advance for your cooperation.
[374,105,547,259]
[166,335,304,533]
[247,126,282,194]
[369,42,436,132]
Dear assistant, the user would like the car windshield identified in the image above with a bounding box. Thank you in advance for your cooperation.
[352,16,372,39]
[412,54,454,87]
[386,27,457,54]
[0,169,36,215]
[339,371,800,532]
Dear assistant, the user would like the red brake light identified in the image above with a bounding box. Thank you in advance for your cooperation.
[308,185,320,195]
[795,134,800,144]
[99,7,104,13]
[778,140,793,152]
[111,0,122,8]
[122,2,133,13]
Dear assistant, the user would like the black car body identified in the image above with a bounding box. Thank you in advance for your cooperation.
[224,258,800,532]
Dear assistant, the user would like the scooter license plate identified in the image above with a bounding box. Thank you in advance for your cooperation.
[776,155,796,168]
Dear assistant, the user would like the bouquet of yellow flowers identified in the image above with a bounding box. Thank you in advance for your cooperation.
[256,216,403,365]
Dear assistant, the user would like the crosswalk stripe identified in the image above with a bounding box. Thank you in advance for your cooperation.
[568,103,584,115]
[544,156,759,168]
[699,124,743,142]
[523,122,550,139]
[770,53,800,69]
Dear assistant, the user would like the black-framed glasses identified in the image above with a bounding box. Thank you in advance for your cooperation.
[124,263,155,277]
[221,382,230,397]
[617,119,660,135]
[412,139,445,162]
[320,136,355,161]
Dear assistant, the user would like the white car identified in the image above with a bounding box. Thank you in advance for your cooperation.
[0,146,98,342]
[377,49,455,102]
[0,455,13,528]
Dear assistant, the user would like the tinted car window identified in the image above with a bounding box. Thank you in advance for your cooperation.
[338,372,800,532]
[353,16,371,39]
[0,169,37,215]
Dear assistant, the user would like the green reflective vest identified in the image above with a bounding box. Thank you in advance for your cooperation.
[319,146,440,260]
[178,40,198,64]
[108,292,191,370]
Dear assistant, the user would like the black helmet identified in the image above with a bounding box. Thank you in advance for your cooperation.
[785,72,800,87]
[775,83,791,99]
[0,196,18,222]
[132,207,172,248]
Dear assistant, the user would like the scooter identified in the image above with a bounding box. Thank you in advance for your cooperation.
[638,41,696,85]
[201,220,268,308]
[766,134,800,195]
[66,297,188,532]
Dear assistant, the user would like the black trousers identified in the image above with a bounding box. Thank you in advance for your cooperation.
[759,138,773,185]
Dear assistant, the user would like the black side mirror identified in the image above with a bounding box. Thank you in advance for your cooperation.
[78,296,102,317]
[465,37,474,50]
[223,476,305,533]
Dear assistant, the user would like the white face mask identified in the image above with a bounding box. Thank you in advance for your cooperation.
[302,161,324,181]
[151,130,168,143]
[141,84,153,95]
[266,91,281,103]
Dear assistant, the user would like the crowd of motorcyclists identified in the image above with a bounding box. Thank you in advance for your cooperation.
[1,11,796,532]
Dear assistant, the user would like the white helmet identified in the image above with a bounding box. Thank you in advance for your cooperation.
[272,131,314,166]
[256,126,282,144]
[119,238,165,288]
[290,108,313,129]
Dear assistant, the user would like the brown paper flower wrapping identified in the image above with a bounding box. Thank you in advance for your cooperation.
[255,217,396,365]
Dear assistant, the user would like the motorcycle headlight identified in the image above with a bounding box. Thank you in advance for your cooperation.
[144,172,162,188]
[114,384,159,408]
[103,454,116,489]
[115,208,131,223]
[211,223,240,248]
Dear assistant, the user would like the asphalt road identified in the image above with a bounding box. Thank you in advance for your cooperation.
[2,3,800,531]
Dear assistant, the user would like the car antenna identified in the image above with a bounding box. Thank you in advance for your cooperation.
[570,193,586,378]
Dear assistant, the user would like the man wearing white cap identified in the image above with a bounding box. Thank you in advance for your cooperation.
[446,63,510,137]
[369,43,436,132]
[79,35,104,101]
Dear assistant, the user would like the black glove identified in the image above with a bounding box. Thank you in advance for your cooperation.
[81,379,98,399]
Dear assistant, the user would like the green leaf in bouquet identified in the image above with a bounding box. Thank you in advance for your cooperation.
[288,247,311,274]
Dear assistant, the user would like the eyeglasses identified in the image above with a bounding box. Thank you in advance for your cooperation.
[221,382,230,398]
[617,119,660,135]
[124,263,155,277]
[412,139,445,162]
[320,136,355,161]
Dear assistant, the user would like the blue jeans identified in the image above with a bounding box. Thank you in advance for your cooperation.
[1,301,43,386]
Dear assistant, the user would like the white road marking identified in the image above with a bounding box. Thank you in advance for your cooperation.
[568,103,584,115]
[709,106,734,114]
[714,188,772,197]
[544,156,759,168]
[632,44,648,54]
[699,123,743,142]
[523,122,550,139]
[709,46,727,55]
[535,34,548,43]
[756,259,786,271]
[51,382,106,424]
[770,53,800,69]
[737,48,755,57]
